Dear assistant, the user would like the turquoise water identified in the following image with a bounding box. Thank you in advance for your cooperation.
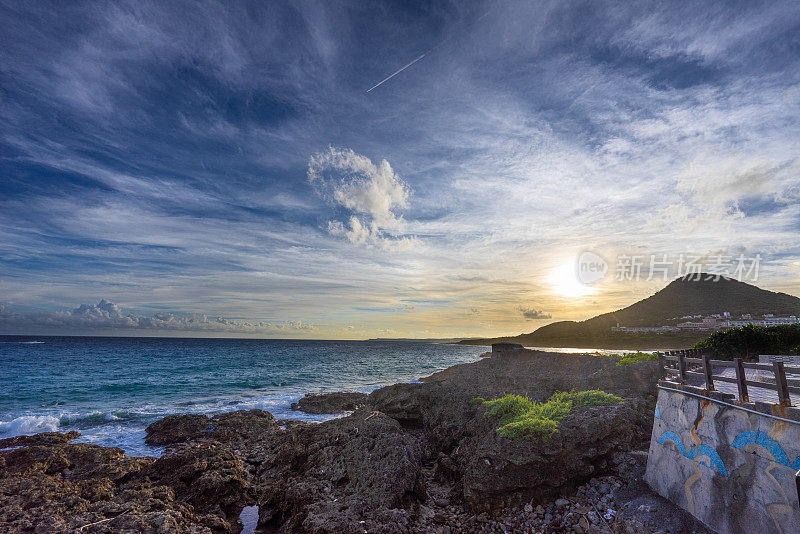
[0,336,486,455]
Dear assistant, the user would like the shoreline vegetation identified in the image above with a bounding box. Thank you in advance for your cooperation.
[472,390,623,440]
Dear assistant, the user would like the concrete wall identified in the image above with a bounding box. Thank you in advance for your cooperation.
[645,384,800,534]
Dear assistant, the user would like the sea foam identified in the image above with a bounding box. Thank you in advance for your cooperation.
[0,415,60,438]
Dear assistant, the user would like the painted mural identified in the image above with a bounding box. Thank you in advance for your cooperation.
[647,393,800,534]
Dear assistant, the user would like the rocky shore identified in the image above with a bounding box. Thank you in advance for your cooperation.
[0,349,712,533]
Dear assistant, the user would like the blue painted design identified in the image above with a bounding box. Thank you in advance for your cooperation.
[655,403,660,419]
[656,431,729,476]
[657,431,687,456]
[793,457,800,470]
[202,424,215,432]
[731,431,789,466]
[688,444,728,476]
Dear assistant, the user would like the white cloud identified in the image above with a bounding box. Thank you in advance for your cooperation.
[308,147,416,249]
[0,300,313,334]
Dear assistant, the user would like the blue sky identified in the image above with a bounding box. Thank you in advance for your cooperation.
[1,0,799,337]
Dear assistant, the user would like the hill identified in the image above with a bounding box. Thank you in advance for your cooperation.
[461,275,800,349]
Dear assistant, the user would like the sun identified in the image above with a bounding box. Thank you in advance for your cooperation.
[548,261,596,298]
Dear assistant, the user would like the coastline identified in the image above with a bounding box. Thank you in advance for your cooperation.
[457,332,705,350]
[0,348,712,533]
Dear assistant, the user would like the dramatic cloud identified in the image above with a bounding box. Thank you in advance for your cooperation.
[308,147,417,250]
[1,2,799,338]
[519,307,552,320]
[0,301,313,334]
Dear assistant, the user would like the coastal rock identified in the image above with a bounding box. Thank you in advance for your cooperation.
[457,403,641,511]
[140,442,249,521]
[251,408,426,533]
[1,350,680,533]
[0,431,241,533]
[145,409,279,446]
[290,391,369,414]
[144,413,213,446]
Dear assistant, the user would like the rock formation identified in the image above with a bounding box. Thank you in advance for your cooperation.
[1,349,710,533]
[289,391,369,414]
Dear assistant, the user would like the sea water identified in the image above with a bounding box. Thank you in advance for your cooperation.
[0,336,486,455]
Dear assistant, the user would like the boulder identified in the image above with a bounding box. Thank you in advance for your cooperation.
[145,409,279,446]
[456,403,642,511]
[290,391,369,414]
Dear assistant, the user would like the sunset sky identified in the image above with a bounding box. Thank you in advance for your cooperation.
[1,1,799,337]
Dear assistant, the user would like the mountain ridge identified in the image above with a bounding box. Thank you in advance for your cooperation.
[461,275,800,348]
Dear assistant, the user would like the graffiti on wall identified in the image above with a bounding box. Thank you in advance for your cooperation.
[651,394,800,532]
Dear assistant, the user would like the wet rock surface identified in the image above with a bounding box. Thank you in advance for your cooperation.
[290,391,369,414]
[1,349,707,533]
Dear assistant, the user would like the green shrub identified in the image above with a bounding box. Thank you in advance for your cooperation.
[476,389,621,441]
[498,416,559,440]
[595,351,657,366]
[552,389,622,407]
[616,352,658,366]
[482,394,534,425]
[693,324,800,361]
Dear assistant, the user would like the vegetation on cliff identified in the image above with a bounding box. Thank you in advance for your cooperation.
[693,324,800,360]
[599,351,659,366]
[473,390,622,440]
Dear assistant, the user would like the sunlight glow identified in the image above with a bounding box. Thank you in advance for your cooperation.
[548,261,597,298]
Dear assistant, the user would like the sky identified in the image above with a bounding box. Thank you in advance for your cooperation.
[1,0,799,338]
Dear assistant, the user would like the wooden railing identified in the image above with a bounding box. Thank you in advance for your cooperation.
[656,349,799,407]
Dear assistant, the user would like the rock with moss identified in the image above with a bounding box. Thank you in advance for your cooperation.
[456,399,640,511]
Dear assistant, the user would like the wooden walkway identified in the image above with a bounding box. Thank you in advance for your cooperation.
[657,349,800,406]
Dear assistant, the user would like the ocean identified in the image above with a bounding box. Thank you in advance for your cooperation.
[0,336,487,455]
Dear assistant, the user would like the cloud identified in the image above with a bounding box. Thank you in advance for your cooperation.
[518,307,552,320]
[2,2,800,339]
[308,147,417,250]
[0,300,313,334]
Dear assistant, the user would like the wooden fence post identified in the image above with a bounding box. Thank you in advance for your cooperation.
[703,355,714,391]
[678,351,687,384]
[774,361,791,407]
[735,358,749,403]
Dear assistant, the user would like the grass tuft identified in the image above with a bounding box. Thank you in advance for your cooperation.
[476,389,622,441]
[481,394,534,425]
[595,351,658,366]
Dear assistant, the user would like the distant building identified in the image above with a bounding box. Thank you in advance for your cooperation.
[611,313,798,334]
[717,315,798,328]
[677,321,711,331]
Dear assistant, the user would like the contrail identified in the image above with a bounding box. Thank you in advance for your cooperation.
[366,51,430,93]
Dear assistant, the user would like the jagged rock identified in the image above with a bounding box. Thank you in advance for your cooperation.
[1,350,689,533]
[251,408,425,533]
[145,409,279,446]
[0,431,241,533]
[276,418,312,428]
[456,403,641,511]
[144,414,213,446]
[290,391,369,414]
[140,442,249,521]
